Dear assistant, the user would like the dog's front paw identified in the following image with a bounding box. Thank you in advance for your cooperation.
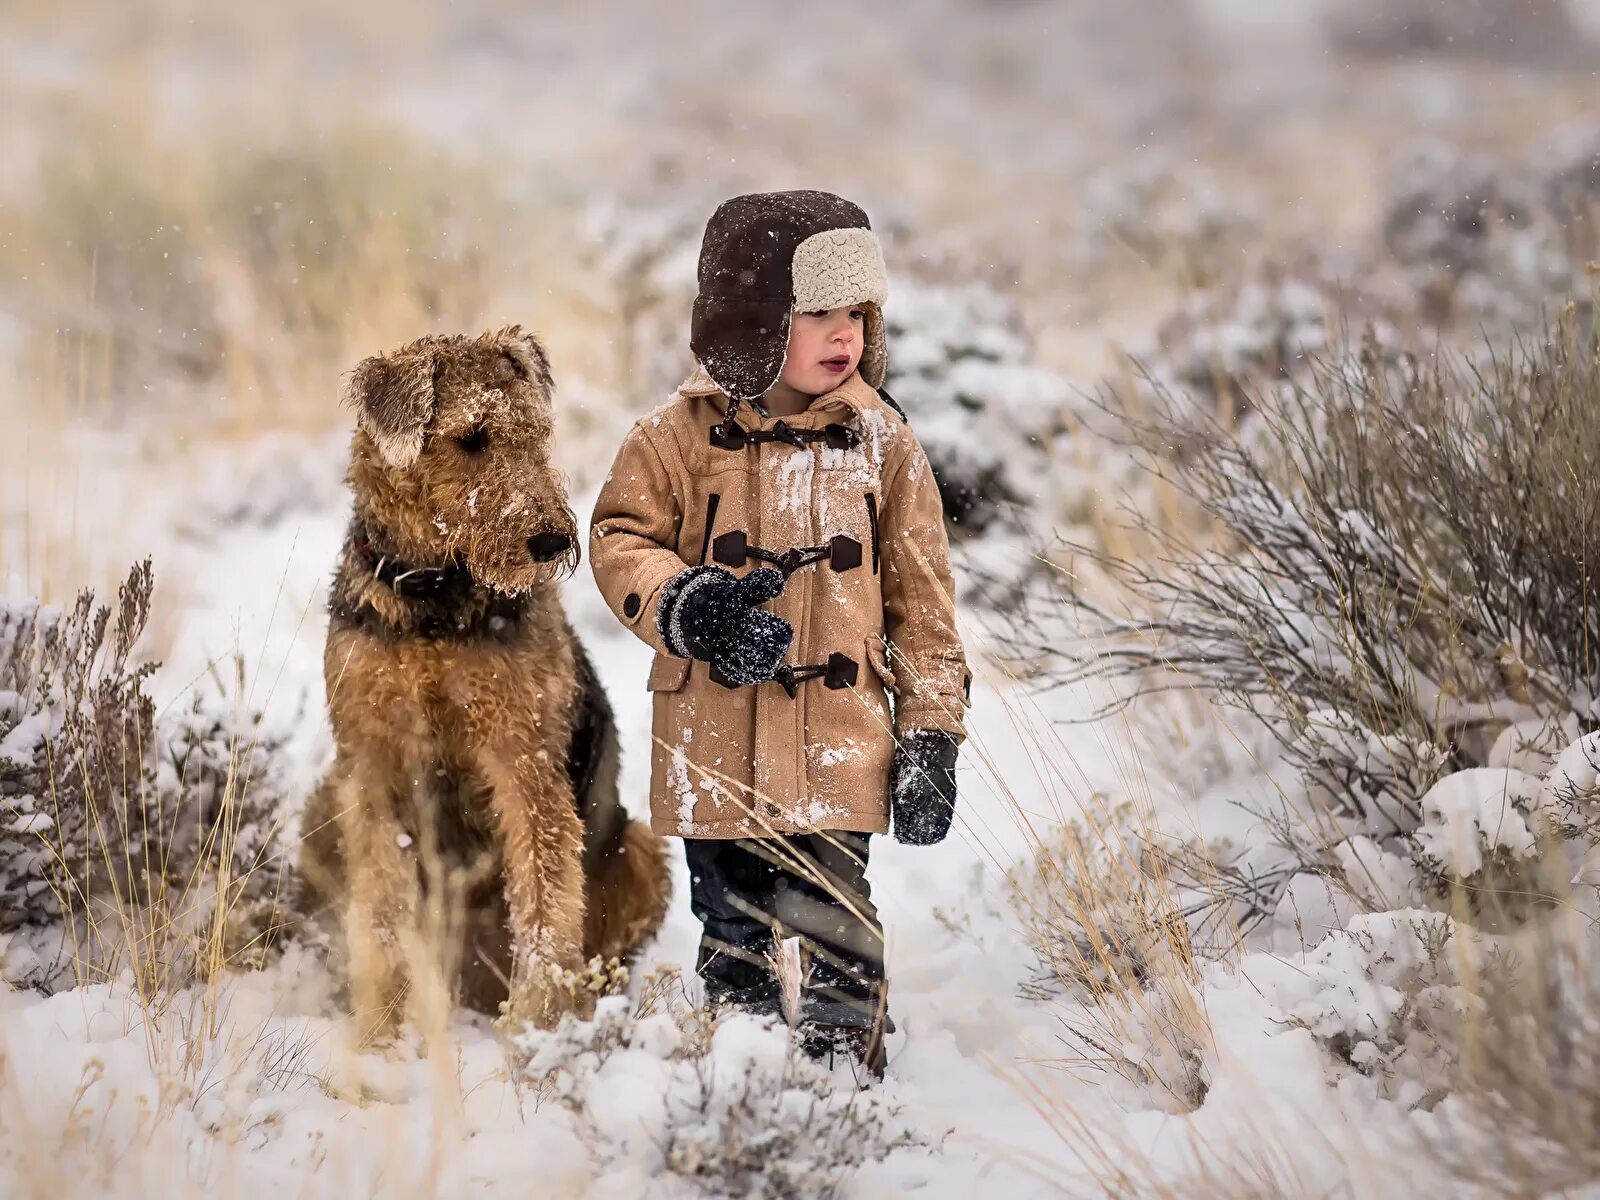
[352,1008,407,1054]
[497,960,600,1031]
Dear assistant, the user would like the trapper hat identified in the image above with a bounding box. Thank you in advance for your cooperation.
[690,190,888,402]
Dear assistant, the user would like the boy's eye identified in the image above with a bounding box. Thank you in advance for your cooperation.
[456,427,489,454]
[804,309,830,318]
[849,309,865,320]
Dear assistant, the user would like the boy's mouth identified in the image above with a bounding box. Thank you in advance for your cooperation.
[821,355,851,373]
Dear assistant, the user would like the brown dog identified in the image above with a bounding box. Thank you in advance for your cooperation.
[299,326,670,1040]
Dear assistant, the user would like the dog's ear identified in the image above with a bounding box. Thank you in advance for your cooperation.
[344,351,435,469]
[499,326,553,395]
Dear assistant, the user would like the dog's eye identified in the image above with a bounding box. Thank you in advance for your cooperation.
[502,352,529,382]
[456,427,489,454]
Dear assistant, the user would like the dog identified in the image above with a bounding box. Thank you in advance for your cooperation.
[298,326,670,1040]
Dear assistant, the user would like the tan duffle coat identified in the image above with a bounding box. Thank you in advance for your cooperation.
[589,368,970,838]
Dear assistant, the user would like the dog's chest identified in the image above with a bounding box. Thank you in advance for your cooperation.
[342,620,568,752]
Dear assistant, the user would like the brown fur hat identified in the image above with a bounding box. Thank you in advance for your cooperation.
[690,190,888,401]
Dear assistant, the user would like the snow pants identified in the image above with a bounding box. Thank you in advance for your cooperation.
[682,831,888,1032]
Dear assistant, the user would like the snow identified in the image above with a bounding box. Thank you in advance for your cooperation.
[1412,768,1543,880]
[773,447,815,514]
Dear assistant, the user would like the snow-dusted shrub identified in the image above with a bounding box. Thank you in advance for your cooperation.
[1542,728,1600,843]
[883,282,1076,539]
[150,662,296,970]
[1125,260,1404,422]
[0,565,156,939]
[1383,143,1538,274]
[1409,768,1549,914]
[1537,120,1600,284]
[173,429,347,543]
[1020,314,1600,929]
[1009,808,1212,1110]
[1381,142,1574,331]
[1267,910,1466,1104]
[0,563,291,991]
[521,984,923,1198]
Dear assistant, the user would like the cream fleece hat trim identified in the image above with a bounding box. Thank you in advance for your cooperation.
[790,227,888,313]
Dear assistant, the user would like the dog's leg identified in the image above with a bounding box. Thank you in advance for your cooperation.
[478,752,590,1030]
[337,768,420,1045]
[297,759,350,918]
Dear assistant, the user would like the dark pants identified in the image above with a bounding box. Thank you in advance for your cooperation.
[683,831,888,1031]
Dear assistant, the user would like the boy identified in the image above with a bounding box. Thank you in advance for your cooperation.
[589,190,969,1077]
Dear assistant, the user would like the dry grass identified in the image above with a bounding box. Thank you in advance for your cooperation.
[0,564,296,1050]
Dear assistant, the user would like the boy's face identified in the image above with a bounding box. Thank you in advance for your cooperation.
[780,305,866,396]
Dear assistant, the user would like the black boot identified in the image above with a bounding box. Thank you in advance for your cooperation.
[777,831,892,1080]
[798,1017,887,1081]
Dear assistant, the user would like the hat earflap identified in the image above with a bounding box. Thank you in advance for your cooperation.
[858,301,887,389]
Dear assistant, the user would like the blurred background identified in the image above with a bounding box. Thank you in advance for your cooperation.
[2,0,1598,691]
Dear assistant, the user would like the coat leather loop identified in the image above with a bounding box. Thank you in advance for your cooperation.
[708,420,858,452]
[712,530,862,575]
[708,653,859,697]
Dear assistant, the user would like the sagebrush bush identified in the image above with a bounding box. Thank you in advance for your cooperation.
[1007,801,1214,1111]
[1021,314,1600,881]
[1268,909,1468,1105]
[521,975,922,1198]
[0,562,155,941]
[0,561,291,991]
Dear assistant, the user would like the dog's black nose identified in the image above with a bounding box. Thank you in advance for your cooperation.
[528,531,572,563]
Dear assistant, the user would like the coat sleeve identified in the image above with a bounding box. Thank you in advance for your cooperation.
[589,420,687,656]
[877,433,971,740]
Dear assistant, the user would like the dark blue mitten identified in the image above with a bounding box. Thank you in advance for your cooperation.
[891,729,959,846]
[656,565,792,685]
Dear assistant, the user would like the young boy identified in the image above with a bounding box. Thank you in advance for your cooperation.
[589,190,970,1077]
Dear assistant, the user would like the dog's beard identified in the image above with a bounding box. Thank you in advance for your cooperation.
[465,508,580,594]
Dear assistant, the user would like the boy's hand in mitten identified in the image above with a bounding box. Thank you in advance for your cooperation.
[891,729,959,845]
[657,565,792,685]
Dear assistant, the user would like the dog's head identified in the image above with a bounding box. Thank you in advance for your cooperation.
[344,326,579,593]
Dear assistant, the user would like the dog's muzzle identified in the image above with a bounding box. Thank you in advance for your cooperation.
[527,531,573,563]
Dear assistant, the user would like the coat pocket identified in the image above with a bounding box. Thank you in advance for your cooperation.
[647,653,693,693]
[862,635,896,692]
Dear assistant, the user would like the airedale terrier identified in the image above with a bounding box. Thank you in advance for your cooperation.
[299,326,670,1040]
